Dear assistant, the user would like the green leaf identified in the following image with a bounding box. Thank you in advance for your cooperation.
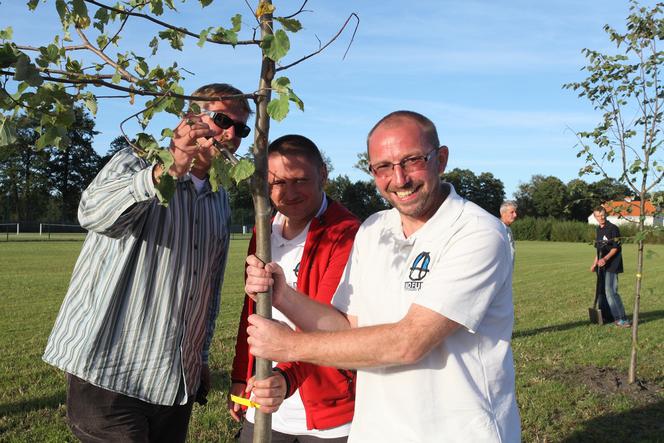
[271,76,291,94]
[135,59,149,77]
[135,133,160,151]
[231,14,242,32]
[0,27,13,40]
[158,29,184,50]
[0,43,18,68]
[276,17,302,33]
[84,95,98,115]
[230,158,255,183]
[160,128,174,140]
[35,127,64,149]
[111,69,122,84]
[71,0,90,28]
[150,0,164,15]
[261,29,290,62]
[200,0,214,7]
[55,0,67,23]
[27,0,39,10]
[208,156,232,192]
[198,29,209,47]
[155,174,176,206]
[93,7,109,32]
[0,116,17,146]
[14,55,43,87]
[149,37,159,55]
[289,89,304,111]
[267,94,289,121]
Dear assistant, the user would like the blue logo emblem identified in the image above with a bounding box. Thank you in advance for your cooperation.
[405,251,430,291]
[293,262,300,278]
[409,252,431,281]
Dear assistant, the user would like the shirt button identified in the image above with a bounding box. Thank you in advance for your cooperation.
[193,270,197,276]
[194,244,198,250]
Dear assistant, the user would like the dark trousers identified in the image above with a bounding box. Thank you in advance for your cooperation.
[66,373,194,443]
[239,420,348,443]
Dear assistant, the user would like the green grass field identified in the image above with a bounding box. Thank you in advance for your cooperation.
[1,240,662,442]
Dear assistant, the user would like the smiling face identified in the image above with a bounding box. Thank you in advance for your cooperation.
[368,118,448,236]
[268,152,327,229]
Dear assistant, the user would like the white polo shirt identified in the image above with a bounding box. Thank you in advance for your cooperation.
[333,185,520,442]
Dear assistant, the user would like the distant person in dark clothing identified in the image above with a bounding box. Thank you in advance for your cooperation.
[590,206,631,328]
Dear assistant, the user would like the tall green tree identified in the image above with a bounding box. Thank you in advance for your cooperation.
[564,0,664,383]
[325,175,389,221]
[566,178,594,221]
[441,168,505,216]
[0,115,50,221]
[515,175,568,219]
[45,108,100,222]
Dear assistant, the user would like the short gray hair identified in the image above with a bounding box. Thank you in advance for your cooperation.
[500,201,517,213]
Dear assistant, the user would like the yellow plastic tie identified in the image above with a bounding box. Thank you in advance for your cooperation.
[230,394,261,409]
[636,273,642,279]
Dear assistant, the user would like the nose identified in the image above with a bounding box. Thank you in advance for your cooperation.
[221,125,242,151]
[392,164,410,187]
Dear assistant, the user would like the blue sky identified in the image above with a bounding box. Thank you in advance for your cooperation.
[4,0,658,197]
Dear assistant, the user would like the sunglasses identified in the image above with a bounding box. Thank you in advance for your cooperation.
[200,110,251,138]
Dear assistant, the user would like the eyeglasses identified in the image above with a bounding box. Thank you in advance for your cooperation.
[200,110,251,138]
[369,149,438,178]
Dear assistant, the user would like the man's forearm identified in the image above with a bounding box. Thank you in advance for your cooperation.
[276,286,351,332]
[285,305,459,369]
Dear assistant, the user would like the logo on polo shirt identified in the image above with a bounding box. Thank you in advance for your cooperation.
[405,251,430,291]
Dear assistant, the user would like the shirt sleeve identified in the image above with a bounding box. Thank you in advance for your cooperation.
[331,240,360,316]
[78,148,157,237]
[414,218,511,333]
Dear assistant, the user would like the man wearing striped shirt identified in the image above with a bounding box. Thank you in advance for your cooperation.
[43,83,252,442]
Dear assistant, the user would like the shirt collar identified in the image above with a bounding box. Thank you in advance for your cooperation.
[385,183,465,242]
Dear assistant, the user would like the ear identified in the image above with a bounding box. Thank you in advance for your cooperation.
[437,145,449,174]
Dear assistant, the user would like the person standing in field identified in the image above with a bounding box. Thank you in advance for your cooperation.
[244,111,521,442]
[43,83,283,442]
[500,200,518,264]
[229,134,360,443]
[590,206,631,328]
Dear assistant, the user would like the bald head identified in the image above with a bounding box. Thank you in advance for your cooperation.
[367,111,440,157]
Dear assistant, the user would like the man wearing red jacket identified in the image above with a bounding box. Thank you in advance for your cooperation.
[229,134,360,442]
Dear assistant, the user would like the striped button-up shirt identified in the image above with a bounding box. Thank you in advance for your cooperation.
[43,148,230,406]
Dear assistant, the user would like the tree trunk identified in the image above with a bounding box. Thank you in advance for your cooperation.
[628,201,645,384]
[251,2,275,442]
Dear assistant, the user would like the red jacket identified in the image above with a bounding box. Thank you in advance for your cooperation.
[231,198,360,430]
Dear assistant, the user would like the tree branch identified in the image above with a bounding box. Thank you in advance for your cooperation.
[83,0,259,46]
[275,12,359,72]
[16,45,87,52]
[283,0,311,19]
[75,27,138,83]
[0,69,256,103]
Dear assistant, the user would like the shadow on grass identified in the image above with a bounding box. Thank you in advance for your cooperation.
[0,391,65,417]
[513,309,664,339]
[561,400,664,443]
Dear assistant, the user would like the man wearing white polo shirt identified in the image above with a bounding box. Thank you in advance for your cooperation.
[244,111,520,442]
